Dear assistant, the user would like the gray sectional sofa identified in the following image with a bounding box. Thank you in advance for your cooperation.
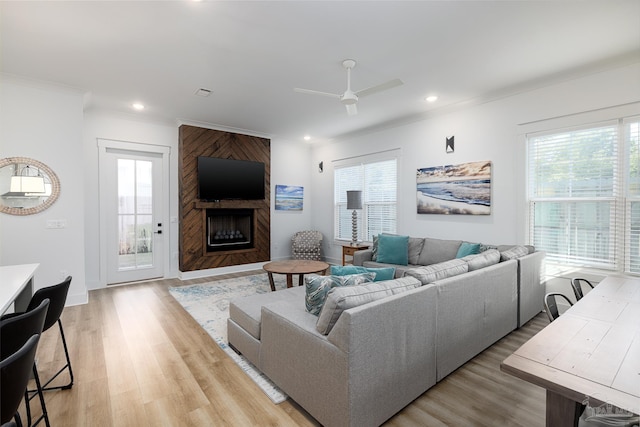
[227,237,545,427]
[354,237,545,328]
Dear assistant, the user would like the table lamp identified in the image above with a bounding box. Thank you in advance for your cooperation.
[346,190,362,246]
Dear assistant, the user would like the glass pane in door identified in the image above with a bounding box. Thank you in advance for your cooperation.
[117,159,154,270]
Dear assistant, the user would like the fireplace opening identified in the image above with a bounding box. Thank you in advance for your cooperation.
[206,209,254,252]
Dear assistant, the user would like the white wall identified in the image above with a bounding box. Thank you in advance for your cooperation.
[270,138,313,260]
[82,112,180,289]
[0,78,87,305]
[310,62,640,267]
[0,81,314,295]
[3,61,637,302]
[83,114,313,284]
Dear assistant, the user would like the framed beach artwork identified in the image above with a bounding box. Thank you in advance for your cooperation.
[275,185,303,211]
[416,160,491,215]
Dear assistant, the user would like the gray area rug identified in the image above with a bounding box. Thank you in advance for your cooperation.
[169,273,288,403]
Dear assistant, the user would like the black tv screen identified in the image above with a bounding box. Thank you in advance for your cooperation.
[197,156,265,201]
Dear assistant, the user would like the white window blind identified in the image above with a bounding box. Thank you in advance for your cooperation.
[528,123,620,269]
[528,116,640,274]
[626,118,640,273]
[334,157,397,242]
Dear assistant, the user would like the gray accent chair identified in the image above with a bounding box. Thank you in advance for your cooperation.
[291,230,323,261]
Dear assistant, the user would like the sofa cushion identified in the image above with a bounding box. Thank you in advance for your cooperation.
[229,286,305,340]
[408,237,425,265]
[371,233,421,264]
[316,277,422,335]
[305,273,376,315]
[500,245,530,261]
[417,238,462,265]
[497,244,534,254]
[361,261,418,278]
[376,234,409,265]
[403,258,468,285]
[330,265,396,281]
[461,248,500,271]
[456,242,481,258]
[479,243,498,253]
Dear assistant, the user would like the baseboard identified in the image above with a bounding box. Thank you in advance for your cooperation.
[66,290,88,307]
[178,262,267,280]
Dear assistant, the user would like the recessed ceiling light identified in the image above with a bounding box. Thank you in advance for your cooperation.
[304,135,311,141]
[132,103,145,110]
[194,88,212,97]
[425,95,438,103]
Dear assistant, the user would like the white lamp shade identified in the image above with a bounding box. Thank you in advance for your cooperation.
[346,190,362,210]
[10,176,46,193]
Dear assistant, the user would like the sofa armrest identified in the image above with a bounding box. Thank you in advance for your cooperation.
[260,284,438,427]
[517,251,546,327]
[260,301,350,427]
[352,248,372,266]
[326,284,438,427]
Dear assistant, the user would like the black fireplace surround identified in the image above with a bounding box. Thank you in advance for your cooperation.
[206,209,254,252]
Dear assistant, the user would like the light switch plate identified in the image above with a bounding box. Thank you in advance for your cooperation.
[46,219,67,229]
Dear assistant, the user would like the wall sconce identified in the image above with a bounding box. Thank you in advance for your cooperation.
[346,190,362,246]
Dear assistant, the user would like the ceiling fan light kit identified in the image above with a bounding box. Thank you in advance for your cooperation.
[295,59,403,116]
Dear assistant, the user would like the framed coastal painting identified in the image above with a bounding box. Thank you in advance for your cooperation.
[275,185,303,211]
[416,160,491,215]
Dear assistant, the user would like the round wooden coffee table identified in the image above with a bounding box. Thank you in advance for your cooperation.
[263,260,330,291]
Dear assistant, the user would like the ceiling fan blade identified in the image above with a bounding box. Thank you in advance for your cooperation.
[355,78,403,98]
[294,88,341,99]
[346,104,358,116]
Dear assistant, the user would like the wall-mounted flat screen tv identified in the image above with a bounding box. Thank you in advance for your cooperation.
[197,156,265,201]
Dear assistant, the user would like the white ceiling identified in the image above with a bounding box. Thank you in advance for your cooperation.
[1,1,639,143]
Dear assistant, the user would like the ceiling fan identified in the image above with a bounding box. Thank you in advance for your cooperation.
[294,59,403,116]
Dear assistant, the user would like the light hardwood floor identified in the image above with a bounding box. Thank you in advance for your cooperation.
[22,272,547,426]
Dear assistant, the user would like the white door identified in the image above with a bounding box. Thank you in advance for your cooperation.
[104,149,164,284]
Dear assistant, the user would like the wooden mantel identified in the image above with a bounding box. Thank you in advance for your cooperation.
[178,125,271,272]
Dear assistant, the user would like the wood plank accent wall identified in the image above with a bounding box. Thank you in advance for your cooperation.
[179,125,270,271]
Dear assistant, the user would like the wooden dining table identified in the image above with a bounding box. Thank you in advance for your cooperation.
[501,275,640,425]
[0,263,39,314]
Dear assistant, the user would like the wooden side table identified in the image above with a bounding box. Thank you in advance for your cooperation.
[341,243,370,266]
[263,260,330,291]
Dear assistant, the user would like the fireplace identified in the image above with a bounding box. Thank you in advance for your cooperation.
[206,209,254,252]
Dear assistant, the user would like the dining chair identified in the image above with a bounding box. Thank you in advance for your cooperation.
[1,335,41,427]
[1,299,51,427]
[570,277,594,301]
[544,293,573,322]
[23,276,74,391]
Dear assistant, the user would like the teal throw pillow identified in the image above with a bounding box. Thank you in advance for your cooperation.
[456,242,481,258]
[305,273,376,315]
[330,265,396,281]
[375,234,409,265]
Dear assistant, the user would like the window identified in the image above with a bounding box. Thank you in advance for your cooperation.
[527,116,640,273]
[334,153,397,242]
[626,119,640,273]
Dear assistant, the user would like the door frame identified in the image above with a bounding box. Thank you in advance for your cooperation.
[97,139,171,286]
